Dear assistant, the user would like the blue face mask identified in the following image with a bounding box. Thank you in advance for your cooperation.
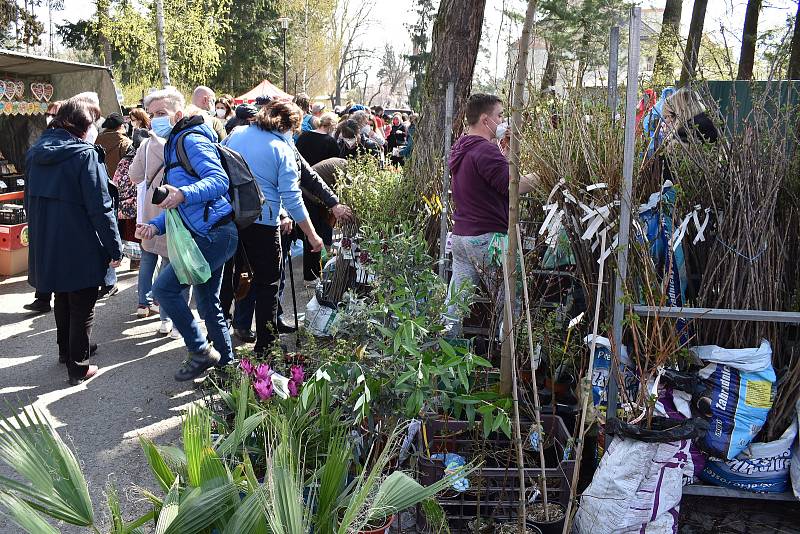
[151,115,173,139]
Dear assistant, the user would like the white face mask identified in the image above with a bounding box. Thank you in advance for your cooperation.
[343,137,357,148]
[215,108,226,118]
[45,116,53,125]
[495,121,509,140]
[85,124,99,144]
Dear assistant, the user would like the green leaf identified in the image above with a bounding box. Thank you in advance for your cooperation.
[0,491,60,534]
[483,414,492,438]
[154,477,180,534]
[163,482,239,534]
[471,355,493,368]
[139,437,177,493]
[438,339,457,359]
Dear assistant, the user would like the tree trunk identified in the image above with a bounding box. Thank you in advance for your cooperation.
[540,43,558,92]
[652,0,683,87]
[679,0,708,86]
[96,0,113,67]
[154,0,170,86]
[406,0,486,204]
[736,0,761,80]
[786,1,800,80]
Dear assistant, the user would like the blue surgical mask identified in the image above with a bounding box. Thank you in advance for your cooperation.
[151,116,173,139]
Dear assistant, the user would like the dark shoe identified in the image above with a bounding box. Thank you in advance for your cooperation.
[59,343,98,364]
[276,318,297,334]
[23,299,51,313]
[175,346,221,382]
[98,285,119,299]
[68,365,99,386]
[233,328,256,342]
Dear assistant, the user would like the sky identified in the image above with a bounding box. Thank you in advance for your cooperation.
[30,0,800,78]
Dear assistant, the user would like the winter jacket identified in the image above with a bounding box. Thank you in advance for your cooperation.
[129,132,168,257]
[25,128,122,292]
[148,115,233,237]
[223,124,308,226]
[399,124,415,158]
[96,129,132,178]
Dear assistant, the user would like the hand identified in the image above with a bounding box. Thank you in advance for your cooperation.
[331,203,353,222]
[136,223,158,240]
[109,259,122,268]
[307,233,324,253]
[280,217,294,235]
[499,128,511,151]
[157,185,185,209]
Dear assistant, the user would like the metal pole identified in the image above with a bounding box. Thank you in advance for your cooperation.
[607,6,641,430]
[438,82,455,279]
[282,27,288,93]
[607,24,620,114]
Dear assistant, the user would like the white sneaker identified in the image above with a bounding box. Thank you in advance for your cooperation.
[158,318,173,335]
[136,306,150,318]
[169,328,182,339]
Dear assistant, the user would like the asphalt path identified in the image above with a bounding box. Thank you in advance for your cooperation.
[0,257,312,533]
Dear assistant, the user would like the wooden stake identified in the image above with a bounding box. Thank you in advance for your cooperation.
[501,0,538,397]
[502,239,526,532]
[516,224,549,520]
[563,229,608,534]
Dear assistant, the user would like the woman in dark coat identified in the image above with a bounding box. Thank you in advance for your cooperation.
[25,92,123,385]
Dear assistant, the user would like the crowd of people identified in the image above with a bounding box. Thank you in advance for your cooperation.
[22,84,426,385]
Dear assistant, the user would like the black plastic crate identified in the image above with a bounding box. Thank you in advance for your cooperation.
[0,206,25,225]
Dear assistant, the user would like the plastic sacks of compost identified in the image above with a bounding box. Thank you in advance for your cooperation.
[691,340,776,460]
[791,399,800,498]
[573,416,708,533]
[701,418,797,493]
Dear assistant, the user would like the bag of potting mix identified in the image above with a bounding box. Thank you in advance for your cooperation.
[792,399,800,498]
[701,419,797,493]
[691,340,776,460]
[587,335,637,416]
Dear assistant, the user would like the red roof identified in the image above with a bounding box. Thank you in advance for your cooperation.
[235,79,293,104]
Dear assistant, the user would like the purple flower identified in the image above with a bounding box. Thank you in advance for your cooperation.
[287,379,300,398]
[254,363,273,382]
[239,358,254,375]
[290,365,304,385]
[254,379,274,400]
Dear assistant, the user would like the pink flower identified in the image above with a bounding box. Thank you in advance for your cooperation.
[287,379,299,398]
[254,379,274,400]
[254,363,273,382]
[290,365,304,385]
[239,358,254,375]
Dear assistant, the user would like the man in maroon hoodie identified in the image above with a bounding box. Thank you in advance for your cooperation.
[445,93,537,335]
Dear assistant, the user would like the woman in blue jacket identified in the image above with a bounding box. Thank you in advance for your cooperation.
[224,100,323,356]
[25,93,123,385]
[137,89,238,381]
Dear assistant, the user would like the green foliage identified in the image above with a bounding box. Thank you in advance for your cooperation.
[336,155,413,229]
[405,0,437,109]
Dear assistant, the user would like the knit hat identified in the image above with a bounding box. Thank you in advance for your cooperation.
[235,104,258,119]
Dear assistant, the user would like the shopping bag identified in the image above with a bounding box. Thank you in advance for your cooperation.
[122,240,141,261]
[165,209,211,285]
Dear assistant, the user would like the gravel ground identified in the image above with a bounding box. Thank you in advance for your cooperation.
[0,257,313,533]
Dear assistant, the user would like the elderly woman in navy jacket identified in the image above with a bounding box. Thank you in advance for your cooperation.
[25,92,123,386]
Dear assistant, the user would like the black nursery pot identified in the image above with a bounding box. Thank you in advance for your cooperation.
[528,503,566,534]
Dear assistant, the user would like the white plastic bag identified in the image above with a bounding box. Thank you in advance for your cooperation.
[304,296,336,337]
[791,399,800,499]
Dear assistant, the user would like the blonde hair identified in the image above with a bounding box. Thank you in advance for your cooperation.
[143,88,185,113]
[317,112,339,131]
[663,88,706,124]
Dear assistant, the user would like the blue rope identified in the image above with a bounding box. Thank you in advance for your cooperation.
[715,238,767,263]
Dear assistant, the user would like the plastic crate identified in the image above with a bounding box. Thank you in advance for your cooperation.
[417,415,574,532]
[0,206,25,225]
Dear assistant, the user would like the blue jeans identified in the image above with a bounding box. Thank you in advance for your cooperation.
[138,250,159,307]
[153,222,238,363]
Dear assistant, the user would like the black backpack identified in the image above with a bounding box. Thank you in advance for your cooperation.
[171,130,265,229]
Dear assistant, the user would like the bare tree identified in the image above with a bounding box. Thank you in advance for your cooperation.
[679,0,709,85]
[787,1,799,79]
[737,0,762,80]
[653,0,683,86]
[329,0,374,106]
[377,44,409,95]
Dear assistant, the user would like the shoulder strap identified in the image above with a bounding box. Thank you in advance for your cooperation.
[169,130,205,178]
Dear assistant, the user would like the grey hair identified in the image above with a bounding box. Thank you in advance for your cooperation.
[144,88,186,112]
[72,91,100,106]
[351,110,369,127]
[192,85,215,101]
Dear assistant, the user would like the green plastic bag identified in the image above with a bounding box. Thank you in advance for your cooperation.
[165,209,211,285]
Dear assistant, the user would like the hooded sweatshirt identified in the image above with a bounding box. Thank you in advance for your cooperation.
[449,135,509,236]
[25,128,122,292]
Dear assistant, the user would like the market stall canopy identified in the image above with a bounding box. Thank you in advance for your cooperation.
[0,49,121,115]
[0,49,121,172]
[235,79,293,104]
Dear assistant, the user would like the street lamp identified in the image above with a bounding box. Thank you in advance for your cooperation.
[277,17,291,93]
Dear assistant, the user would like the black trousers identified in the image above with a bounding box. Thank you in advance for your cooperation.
[34,290,52,301]
[302,204,333,281]
[239,223,281,354]
[54,286,99,379]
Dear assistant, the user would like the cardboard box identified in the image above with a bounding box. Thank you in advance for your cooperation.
[0,223,28,250]
[0,247,27,276]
